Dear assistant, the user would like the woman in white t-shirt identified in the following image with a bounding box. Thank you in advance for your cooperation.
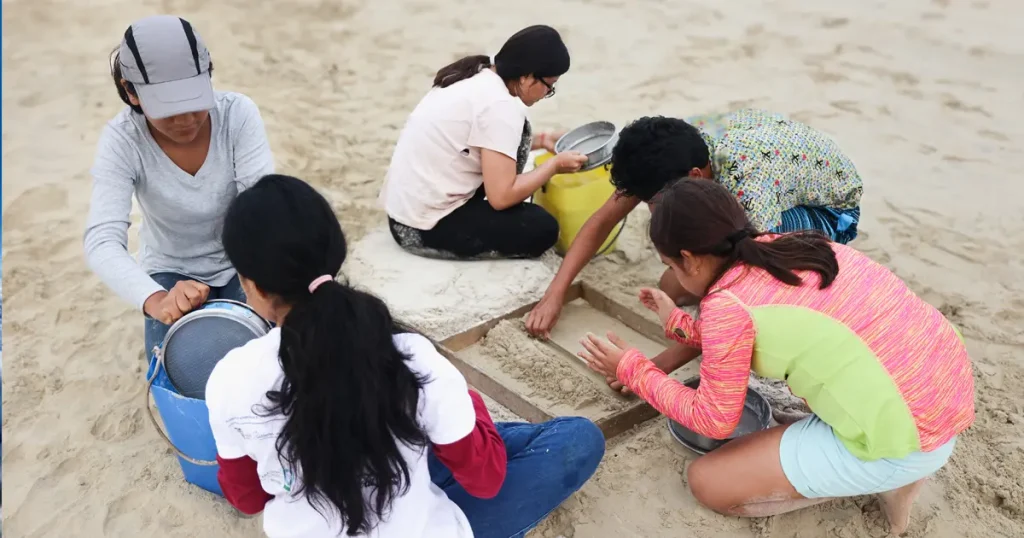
[380,25,588,260]
[207,174,605,538]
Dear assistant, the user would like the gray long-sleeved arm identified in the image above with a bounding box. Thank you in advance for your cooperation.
[83,126,164,310]
[230,94,275,190]
[84,94,273,311]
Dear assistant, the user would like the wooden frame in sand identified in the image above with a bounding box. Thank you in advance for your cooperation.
[436,282,697,439]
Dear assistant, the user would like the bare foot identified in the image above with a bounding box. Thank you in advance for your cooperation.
[878,478,926,535]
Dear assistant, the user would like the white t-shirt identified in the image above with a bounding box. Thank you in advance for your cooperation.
[206,329,477,538]
[379,69,527,230]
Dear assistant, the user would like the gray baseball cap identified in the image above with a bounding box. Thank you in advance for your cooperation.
[119,15,214,119]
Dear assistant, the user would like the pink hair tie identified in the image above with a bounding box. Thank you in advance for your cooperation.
[308,274,334,293]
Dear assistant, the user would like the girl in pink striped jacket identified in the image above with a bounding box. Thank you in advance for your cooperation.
[580,179,974,535]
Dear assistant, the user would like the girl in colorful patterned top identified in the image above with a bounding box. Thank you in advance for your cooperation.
[578,179,973,535]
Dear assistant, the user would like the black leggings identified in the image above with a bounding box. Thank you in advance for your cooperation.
[389,188,558,260]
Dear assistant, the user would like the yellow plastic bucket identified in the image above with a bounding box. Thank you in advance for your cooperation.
[532,152,623,256]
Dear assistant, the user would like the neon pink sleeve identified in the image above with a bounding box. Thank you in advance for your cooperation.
[617,294,755,439]
[664,307,702,347]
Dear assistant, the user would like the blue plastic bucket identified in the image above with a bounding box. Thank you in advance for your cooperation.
[146,355,222,495]
[143,299,271,496]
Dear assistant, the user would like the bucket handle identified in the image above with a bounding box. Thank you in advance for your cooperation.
[144,346,219,467]
[594,214,627,258]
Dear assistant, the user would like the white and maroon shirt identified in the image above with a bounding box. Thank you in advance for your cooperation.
[206,329,506,538]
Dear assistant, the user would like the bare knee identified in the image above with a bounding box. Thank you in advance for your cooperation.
[659,269,699,306]
[687,457,734,515]
[658,268,679,295]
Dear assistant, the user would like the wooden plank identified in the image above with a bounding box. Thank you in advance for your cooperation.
[564,281,584,303]
[580,284,670,345]
[433,281,679,440]
[439,282,584,351]
[440,302,532,352]
[436,344,553,424]
[548,298,666,361]
[594,401,661,439]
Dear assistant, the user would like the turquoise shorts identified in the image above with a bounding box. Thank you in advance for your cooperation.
[779,415,956,499]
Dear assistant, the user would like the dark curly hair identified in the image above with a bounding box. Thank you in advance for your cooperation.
[609,116,710,201]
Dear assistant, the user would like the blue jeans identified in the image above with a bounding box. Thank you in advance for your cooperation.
[144,272,246,358]
[774,206,860,244]
[429,417,605,538]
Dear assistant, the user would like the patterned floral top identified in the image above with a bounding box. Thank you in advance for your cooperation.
[687,109,864,232]
[616,237,974,461]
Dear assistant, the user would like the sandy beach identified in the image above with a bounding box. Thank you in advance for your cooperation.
[3,0,1024,536]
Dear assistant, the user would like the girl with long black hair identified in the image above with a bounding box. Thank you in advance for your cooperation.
[206,174,604,537]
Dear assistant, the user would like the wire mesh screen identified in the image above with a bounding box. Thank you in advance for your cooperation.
[163,316,263,400]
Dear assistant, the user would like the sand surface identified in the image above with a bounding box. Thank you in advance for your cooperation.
[461,319,631,420]
[549,299,667,360]
[4,0,1024,536]
[345,227,560,340]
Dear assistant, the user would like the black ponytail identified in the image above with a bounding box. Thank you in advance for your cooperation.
[432,25,570,89]
[649,179,840,290]
[272,282,428,534]
[433,54,492,88]
[222,174,428,535]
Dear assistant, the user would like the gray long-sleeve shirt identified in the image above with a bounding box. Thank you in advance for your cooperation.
[84,92,275,310]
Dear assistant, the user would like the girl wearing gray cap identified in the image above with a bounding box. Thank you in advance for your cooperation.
[379,25,587,260]
[83,15,275,358]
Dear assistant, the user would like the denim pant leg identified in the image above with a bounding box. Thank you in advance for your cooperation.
[429,417,605,538]
[143,273,193,359]
[211,274,246,303]
[774,206,860,244]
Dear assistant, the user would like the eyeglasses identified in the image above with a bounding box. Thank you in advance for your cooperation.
[539,78,556,98]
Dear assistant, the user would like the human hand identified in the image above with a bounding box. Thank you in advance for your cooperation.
[143,280,210,325]
[543,130,568,153]
[535,132,559,154]
[639,287,676,327]
[552,150,588,174]
[606,376,633,396]
[525,293,565,339]
[578,331,631,380]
